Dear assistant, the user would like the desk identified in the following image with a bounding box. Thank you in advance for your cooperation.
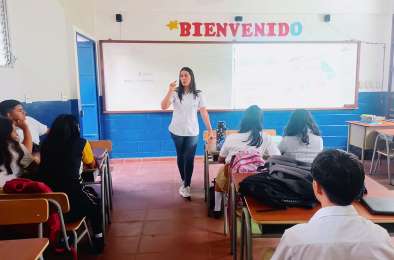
[85,148,111,238]
[239,175,394,260]
[347,121,394,163]
[0,238,49,260]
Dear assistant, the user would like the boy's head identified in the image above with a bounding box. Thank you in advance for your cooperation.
[311,149,365,206]
[0,99,26,121]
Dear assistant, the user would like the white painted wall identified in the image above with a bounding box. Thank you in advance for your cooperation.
[0,0,95,102]
[95,0,394,91]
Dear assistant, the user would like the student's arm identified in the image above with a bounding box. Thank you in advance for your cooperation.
[161,81,177,110]
[82,141,96,169]
[16,119,33,153]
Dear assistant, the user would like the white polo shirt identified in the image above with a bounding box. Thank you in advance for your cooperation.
[0,143,34,187]
[16,116,48,145]
[278,133,323,163]
[272,205,394,260]
[219,132,281,163]
[169,91,206,136]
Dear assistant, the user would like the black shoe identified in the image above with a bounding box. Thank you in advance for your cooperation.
[212,210,223,219]
[94,237,105,254]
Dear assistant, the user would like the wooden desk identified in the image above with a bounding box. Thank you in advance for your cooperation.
[88,147,111,238]
[240,175,394,260]
[0,238,49,260]
[347,121,394,163]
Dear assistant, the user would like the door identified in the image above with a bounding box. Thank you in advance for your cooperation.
[76,34,100,140]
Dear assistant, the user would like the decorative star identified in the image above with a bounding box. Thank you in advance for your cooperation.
[166,20,179,30]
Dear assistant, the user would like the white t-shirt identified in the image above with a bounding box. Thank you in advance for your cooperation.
[16,116,48,144]
[272,205,394,260]
[0,143,34,187]
[219,132,281,163]
[169,91,206,136]
[278,133,323,163]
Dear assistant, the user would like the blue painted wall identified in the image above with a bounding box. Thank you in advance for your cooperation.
[102,92,388,158]
[21,92,387,158]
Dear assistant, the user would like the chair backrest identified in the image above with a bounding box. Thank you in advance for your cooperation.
[0,192,70,213]
[0,199,49,225]
[203,129,277,141]
[89,140,113,152]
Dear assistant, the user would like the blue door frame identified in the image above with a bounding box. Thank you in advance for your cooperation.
[76,34,101,140]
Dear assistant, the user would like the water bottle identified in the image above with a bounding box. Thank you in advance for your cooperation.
[216,121,227,151]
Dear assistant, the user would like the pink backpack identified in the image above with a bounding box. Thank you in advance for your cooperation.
[230,149,265,173]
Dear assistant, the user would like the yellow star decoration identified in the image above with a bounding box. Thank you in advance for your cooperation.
[166,20,179,30]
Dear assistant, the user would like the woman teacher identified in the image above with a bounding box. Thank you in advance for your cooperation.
[161,67,213,199]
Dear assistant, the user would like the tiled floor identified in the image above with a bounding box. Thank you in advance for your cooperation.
[63,157,275,260]
[50,157,394,260]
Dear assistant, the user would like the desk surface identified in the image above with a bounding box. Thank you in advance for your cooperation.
[237,173,394,224]
[376,128,394,137]
[0,238,49,260]
[347,121,394,127]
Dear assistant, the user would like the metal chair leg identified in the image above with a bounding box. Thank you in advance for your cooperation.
[231,183,237,257]
[386,139,392,185]
[83,220,94,248]
[370,134,379,175]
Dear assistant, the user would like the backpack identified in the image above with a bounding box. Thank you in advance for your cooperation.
[230,149,265,174]
[239,156,317,209]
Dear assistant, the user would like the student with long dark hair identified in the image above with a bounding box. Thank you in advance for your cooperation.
[279,109,323,163]
[38,114,103,252]
[213,105,280,216]
[161,67,213,199]
[0,117,37,186]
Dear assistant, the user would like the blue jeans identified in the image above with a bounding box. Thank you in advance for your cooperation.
[170,133,198,187]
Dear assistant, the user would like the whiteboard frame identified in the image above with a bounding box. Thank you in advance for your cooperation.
[99,40,360,114]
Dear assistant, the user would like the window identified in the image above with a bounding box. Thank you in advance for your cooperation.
[0,0,11,66]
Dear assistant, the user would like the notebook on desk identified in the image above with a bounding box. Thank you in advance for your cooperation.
[361,197,394,215]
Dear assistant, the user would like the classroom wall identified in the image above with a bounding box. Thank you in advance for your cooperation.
[0,0,95,118]
[94,0,393,157]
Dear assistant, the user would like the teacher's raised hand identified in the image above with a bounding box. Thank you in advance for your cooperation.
[168,80,177,92]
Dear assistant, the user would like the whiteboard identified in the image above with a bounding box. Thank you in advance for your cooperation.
[100,41,359,112]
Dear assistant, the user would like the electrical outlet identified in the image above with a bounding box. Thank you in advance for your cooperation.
[24,95,32,103]
[60,92,68,102]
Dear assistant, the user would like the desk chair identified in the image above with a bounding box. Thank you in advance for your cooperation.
[0,198,49,237]
[0,192,93,254]
[89,140,114,208]
[370,132,394,185]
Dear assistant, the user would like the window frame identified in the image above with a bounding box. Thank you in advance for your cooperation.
[0,0,12,67]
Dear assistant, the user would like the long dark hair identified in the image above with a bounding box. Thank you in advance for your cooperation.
[0,117,24,175]
[40,114,81,169]
[177,67,201,102]
[284,109,321,145]
[239,105,263,148]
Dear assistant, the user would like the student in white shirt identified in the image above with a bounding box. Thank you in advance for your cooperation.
[212,105,280,217]
[0,100,48,152]
[161,67,213,199]
[0,117,38,187]
[272,149,394,260]
[279,109,323,163]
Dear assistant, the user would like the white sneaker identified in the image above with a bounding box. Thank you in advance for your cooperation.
[179,180,184,194]
[183,186,191,198]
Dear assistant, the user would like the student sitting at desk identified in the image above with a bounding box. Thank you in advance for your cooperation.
[38,115,103,253]
[272,150,394,260]
[0,99,48,153]
[278,109,323,163]
[0,117,38,186]
[213,105,280,217]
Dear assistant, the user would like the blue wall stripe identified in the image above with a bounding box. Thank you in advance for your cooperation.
[22,92,388,158]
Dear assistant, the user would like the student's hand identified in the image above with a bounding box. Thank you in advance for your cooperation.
[15,119,29,130]
[168,80,177,93]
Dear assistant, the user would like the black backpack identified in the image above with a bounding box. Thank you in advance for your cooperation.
[239,156,317,209]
